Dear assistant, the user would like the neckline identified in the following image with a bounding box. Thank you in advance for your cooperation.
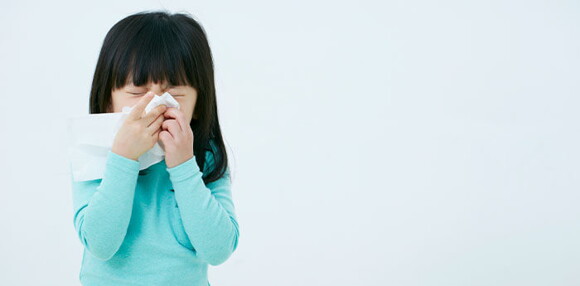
[139,159,167,175]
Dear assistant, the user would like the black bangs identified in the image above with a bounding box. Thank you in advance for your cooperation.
[110,13,196,90]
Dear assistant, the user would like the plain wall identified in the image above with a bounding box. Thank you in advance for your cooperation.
[1,0,579,285]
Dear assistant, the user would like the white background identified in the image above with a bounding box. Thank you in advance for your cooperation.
[1,0,579,285]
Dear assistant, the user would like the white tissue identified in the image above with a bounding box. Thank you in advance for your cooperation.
[67,92,181,182]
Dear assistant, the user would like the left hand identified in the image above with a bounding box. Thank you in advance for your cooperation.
[159,107,194,168]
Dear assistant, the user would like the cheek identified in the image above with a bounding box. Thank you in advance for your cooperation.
[180,107,194,123]
[188,104,196,121]
[115,98,140,113]
[177,98,195,120]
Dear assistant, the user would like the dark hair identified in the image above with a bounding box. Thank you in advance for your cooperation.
[88,10,228,184]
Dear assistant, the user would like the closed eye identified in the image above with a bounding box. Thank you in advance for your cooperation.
[127,92,183,97]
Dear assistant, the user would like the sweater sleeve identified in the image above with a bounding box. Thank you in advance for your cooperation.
[70,150,141,261]
[166,150,240,266]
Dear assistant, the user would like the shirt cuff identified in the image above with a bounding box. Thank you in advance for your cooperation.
[106,150,141,174]
[166,155,200,182]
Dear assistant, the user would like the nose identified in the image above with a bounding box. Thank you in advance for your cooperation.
[149,83,169,96]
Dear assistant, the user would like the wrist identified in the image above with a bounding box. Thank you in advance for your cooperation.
[111,147,139,162]
[167,154,194,169]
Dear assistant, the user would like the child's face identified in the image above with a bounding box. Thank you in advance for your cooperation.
[110,81,198,123]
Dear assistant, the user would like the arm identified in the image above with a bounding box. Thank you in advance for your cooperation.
[166,150,240,266]
[70,150,140,261]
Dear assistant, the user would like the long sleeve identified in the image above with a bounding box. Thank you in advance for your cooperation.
[70,150,141,261]
[166,150,240,266]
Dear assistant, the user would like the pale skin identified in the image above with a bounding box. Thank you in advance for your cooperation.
[109,81,198,168]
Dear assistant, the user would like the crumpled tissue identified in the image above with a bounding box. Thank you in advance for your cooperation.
[67,92,180,182]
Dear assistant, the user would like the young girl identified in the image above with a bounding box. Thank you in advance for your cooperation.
[71,10,239,285]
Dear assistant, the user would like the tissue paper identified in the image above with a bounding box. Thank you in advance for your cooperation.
[67,92,180,182]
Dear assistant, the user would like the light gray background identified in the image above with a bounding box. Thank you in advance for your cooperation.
[1,0,579,285]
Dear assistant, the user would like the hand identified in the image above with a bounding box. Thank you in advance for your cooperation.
[159,107,194,168]
[112,92,167,161]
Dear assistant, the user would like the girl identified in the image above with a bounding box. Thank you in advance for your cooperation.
[71,10,239,285]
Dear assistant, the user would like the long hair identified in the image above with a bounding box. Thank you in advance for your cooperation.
[88,10,228,184]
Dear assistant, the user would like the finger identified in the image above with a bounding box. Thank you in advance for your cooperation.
[146,113,165,136]
[163,107,188,132]
[162,119,181,138]
[159,130,174,149]
[153,128,161,137]
[143,104,167,126]
[128,92,155,120]
[153,129,163,147]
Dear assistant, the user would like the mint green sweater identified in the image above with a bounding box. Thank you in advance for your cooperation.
[70,146,239,285]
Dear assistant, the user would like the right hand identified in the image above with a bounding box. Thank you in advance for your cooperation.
[111,91,167,161]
